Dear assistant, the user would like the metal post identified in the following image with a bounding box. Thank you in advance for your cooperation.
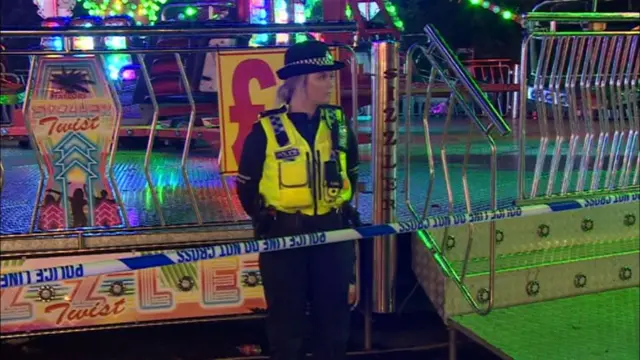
[287,0,295,24]
[370,40,399,313]
[448,328,457,360]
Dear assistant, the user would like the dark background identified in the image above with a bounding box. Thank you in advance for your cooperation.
[2,0,637,60]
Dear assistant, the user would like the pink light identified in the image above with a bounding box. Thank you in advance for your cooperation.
[121,69,137,81]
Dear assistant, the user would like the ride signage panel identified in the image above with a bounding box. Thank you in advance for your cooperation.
[24,57,122,230]
[216,48,341,174]
[0,253,357,334]
[0,252,266,334]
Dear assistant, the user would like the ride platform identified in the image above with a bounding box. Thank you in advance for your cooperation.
[1,116,526,251]
[451,287,640,360]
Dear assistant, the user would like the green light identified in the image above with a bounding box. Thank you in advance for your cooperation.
[184,6,197,17]
[345,5,353,20]
[461,0,519,23]
[384,0,404,31]
[295,33,307,44]
[387,5,397,15]
[76,0,166,25]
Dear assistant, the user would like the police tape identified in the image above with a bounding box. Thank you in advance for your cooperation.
[1,192,638,289]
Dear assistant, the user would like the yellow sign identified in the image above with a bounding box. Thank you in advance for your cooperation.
[24,56,123,230]
[0,252,357,335]
[216,48,341,174]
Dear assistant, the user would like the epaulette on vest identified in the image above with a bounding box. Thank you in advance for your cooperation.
[318,104,343,114]
[319,105,346,129]
[259,105,287,119]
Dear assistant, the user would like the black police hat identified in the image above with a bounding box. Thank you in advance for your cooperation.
[276,40,345,80]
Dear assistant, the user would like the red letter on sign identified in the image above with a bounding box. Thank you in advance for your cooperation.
[229,59,278,166]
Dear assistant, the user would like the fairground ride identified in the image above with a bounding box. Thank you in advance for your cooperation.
[0,0,519,149]
[0,1,638,359]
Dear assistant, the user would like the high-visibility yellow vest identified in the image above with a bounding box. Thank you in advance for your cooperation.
[258,105,352,216]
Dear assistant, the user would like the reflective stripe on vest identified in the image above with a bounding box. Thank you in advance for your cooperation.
[268,114,290,147]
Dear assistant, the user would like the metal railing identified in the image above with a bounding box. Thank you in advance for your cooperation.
[0,21,362,309]
[463,59,517,117]
[422,25,511,137]
[0,22,357,40]
[0,24,360,307]
[0,22,358,239]
[517,13,640,201]
[403,25,513,316]
[522,11,640,23]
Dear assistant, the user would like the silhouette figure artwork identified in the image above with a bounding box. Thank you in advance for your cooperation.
[93,189,120,227]
[25,57,122,230]
[39,189,64,230]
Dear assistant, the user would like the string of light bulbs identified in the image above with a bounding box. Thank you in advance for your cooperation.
[464,0,522,24]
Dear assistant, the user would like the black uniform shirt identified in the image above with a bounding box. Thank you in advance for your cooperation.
[236,110,359,217]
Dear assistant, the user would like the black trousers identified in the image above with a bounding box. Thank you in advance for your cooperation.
[259,211,354,360]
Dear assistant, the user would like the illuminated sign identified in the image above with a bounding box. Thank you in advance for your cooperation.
[0,251,358,333]
[527,86,569,107]
[0,253,266,332]
[24,56,123,230]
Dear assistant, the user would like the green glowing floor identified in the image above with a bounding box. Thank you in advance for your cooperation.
[451,287,640,360]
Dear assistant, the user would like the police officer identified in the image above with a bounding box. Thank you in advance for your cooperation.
[236,40,360,360]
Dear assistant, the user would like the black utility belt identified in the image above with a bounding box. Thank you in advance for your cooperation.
[255,208,343,235]
[273,209,341,221]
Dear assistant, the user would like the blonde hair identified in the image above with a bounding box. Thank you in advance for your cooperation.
[275,75,306,106]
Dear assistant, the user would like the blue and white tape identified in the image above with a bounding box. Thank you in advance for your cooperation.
[1,192,637,289]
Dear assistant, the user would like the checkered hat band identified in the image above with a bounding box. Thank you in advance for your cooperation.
[287,56,334,66]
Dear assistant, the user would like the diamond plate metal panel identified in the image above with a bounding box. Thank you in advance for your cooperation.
[445,252,639,317]
[430,201,640,275]
[1,149,249,235]
[411,234,447,319]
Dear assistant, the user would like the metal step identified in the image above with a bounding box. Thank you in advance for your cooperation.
[412,199,639,319]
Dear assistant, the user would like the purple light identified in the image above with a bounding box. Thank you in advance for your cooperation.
[121,69,137,81]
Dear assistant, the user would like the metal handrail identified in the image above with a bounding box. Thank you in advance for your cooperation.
[404,45,435,223]
[404,39,501,315]
[423,24,511,137]
[1,36,361,237]
[522,12,640,23]
[175,53,203,225]
[516,27,639,201]
[531,0,595,13]
[101,54,130,228]
[1,41,364,309]
[0,22,358,38]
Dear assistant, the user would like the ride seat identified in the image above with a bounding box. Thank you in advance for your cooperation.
[150,57,182,75]
[132,35,217,125]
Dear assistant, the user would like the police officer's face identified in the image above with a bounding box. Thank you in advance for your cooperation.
[306,71,335,105]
